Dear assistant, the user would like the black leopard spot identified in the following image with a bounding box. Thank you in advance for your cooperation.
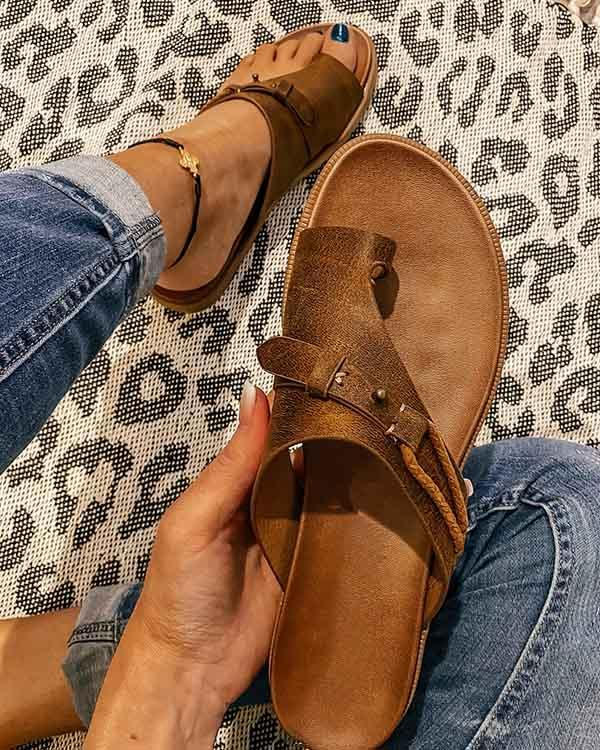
[579,218,600,249]
[529,341,573,386]
[80,0,103,27]
[115,353,187,425]
[0,0,37,30]
[398,9,440,67]
[178,307,237,354]
[438,55,495,127]
[583,24,600,71]
[507,307,528,357]
[438,139,458,165]
[136,551,150,580]
[1,19,76,83]
[496,70,533,122]
[119,443,190,539]
[510,9,542,58]
[455,0,503,43]
[143,70,177,101]
[372,33,391,71]
[552,367,600,433]
[116,302,153,345]
[471,137,530,186]
[0,84,25,137]
[76,46,138,127]
[428,1,444,29]
[557,10,575,40]
[154,12,231,67]
[374,75,423,128]
[586,141,600,197]
[541,152,580,229]
[543,52,579,140]
[0,507,35,571]
[484,193,538,238]
[18,77,70,155]
[585,294,600,356]
[141,0,174,27]
[252,23,275,47]
[91,558,122,587]
[96,0,129,43]
[48,138,84,160]
[182,66,217,110]
[248,271,285,345]
[552,301,579,340]
[6,419,60,488]
[197,368,250,433]
[486,375,535,441]
[16,563,76,615]
[506,238,577,304]
[52,439,133,546]
[0,147,12,170]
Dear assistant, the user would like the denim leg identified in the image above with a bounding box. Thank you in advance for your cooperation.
[390,437,600,749]
[0,156,165,472]
[63,438,600,745]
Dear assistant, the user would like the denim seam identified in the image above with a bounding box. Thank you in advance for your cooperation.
[18,171,133,253]
[467,504,520,532]
[68,617,129,646]
[466,494,574,749]
[17,170,163,301]
[0,253,128,382]
[28,168,164,264]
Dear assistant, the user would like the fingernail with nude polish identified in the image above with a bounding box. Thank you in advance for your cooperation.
[239,381,257,426]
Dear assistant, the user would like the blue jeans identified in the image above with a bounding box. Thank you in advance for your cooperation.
[2,159,600,747]
[0,156,165,473]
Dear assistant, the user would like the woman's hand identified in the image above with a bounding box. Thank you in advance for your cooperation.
[85,384,281,749]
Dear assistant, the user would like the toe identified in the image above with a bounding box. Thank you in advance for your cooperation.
[277,38,301,60]
[321,23,357,72]
[253,43,277,65]
[294,30,325,66]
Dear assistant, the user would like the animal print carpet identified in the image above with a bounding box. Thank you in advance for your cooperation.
[1,0,599,747]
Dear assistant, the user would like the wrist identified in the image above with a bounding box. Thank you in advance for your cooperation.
[85,612,225,750]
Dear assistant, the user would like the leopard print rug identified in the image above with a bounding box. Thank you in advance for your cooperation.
[1,0,599,747]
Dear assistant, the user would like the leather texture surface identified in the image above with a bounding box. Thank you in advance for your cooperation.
[251,135,508,750]
[153,25,373,312]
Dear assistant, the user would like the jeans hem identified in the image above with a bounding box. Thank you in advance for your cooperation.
[21,157,166,299]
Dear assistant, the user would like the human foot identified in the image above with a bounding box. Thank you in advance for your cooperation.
[156,23,360,294]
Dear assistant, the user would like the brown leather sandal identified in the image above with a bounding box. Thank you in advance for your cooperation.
[250,134,508,750]
[152,24,377,313]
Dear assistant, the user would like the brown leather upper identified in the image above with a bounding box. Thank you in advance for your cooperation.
[252,225,469,622]
[204,54,364,224]
[153,49,369,312]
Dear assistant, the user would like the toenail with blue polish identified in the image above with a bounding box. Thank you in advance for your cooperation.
[331,23,349,43]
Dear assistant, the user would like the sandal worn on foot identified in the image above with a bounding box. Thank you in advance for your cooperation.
[153,24,377,313]
[251,134,508,750]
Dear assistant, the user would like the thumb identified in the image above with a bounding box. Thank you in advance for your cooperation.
[168,383,270,539]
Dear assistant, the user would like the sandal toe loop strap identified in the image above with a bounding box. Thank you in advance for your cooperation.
[258,334,469,556]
